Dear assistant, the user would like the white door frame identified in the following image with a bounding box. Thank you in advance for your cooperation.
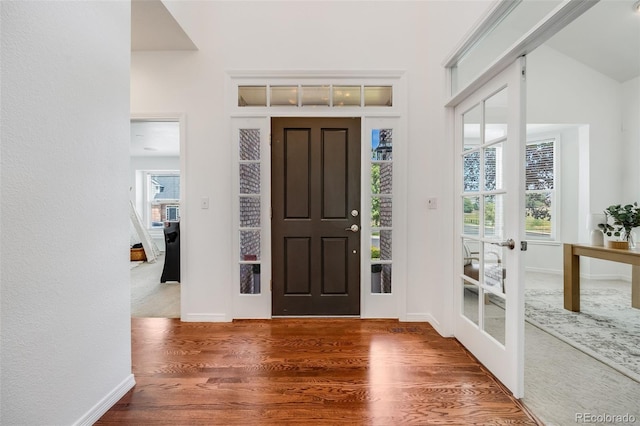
[130,113,187,319]
[227,72,407,320]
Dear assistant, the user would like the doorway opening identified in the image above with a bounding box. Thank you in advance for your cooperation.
[130,119,181,318]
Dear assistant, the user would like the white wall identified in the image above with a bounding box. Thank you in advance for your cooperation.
[1,2,133,424]
[621,76,640,202]
[131,1,491,326]
[526,45,631,280]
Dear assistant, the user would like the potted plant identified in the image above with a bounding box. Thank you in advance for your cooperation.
[598,202,640,249]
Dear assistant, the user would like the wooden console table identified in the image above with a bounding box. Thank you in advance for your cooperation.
[563,243,640,312]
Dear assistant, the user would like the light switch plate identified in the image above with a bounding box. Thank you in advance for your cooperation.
[201,197,209,209]
[427,198,437,209]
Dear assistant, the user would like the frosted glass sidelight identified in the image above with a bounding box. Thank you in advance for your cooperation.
[239,163,260,194]
[239,129,261,161]
[240,231,261,261]
[239,197,260,228]
[240,264,261,294]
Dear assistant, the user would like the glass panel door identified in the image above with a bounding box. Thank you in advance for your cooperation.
[455,58,526,398]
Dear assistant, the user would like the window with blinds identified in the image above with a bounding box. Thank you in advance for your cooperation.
[525,139,556,239]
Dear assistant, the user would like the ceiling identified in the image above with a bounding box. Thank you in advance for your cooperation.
[130,0,639,80]
[130,121,180,157]
[544,0,640,83]
[131,0,196,51]
[129,1,639,156]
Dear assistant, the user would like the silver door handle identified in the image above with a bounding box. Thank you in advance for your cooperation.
[345,224,359,232]
[491,239,515,250]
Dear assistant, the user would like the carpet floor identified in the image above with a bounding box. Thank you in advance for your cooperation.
[522,272,640,425]
[130,255,180,318]
[525,287,640,381]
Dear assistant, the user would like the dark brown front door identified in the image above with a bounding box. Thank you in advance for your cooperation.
[272,117,361,316]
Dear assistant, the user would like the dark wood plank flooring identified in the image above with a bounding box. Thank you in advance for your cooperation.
[97,318,539,425]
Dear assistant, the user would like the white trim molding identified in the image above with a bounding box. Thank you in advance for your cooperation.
[130,113,188,321]
[444,0,599,107]
[226,71,408,320]
[73,374,135,426]
[182,313,229,322]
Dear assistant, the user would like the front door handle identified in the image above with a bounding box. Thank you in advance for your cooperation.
[490,238,515,250]
[345,224,359,233]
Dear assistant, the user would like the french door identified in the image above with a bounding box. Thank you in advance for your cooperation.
[454,58,526,398]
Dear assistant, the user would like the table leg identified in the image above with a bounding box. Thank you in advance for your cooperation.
[633,265,639,309]
[563,244,580,312]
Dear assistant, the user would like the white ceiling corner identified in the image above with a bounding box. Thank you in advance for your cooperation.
[131,0,197,51]
[544,0,640,83]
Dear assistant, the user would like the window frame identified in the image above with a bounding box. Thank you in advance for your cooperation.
[524,134,560,242]
[143,170,181,229]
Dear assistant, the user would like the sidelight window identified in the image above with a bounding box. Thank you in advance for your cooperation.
[238,128,262,294]
[370,129,393,293]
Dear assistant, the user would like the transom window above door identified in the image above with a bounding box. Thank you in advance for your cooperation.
[237,84,392,107]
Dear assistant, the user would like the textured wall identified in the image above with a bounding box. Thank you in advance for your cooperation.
[1,2,132,424]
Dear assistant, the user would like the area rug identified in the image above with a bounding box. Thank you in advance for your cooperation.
[525,288,640,382]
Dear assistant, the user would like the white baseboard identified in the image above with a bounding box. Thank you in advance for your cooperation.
[74,374,135,426]
[404,313,454,337]
[525,266,562,275]
[181,313,229,322]
[525,267,631,282]
[582,273,631,282]
[404,313,431,322]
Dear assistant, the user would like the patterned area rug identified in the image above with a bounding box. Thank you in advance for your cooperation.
[525,288,640,382]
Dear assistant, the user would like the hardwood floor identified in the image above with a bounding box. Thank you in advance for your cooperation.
[97,318,539,425]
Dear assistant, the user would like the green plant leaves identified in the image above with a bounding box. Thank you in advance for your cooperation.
[600,202,640,241]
